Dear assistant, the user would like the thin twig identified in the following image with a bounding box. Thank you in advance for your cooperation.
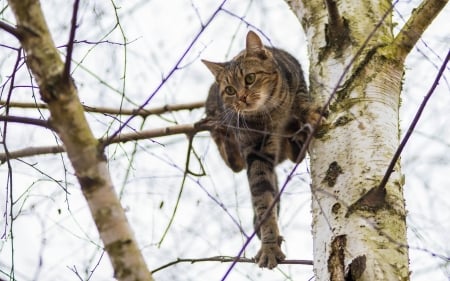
[157,135,195,247]
[378,49,450,191]
[103,0,229,147]
[63,0,81,83]
[0,21,21,39]
[151,256,313,274]
[220,9,270,45]
[0,43,22,281]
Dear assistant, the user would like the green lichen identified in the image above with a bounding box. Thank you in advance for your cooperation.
[334,114,354,127]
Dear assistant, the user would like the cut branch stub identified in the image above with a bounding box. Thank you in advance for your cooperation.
[346,185,387,217]
[347,255,367,281]
[324,0,351,48]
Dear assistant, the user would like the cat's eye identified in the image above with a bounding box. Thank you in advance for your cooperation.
[244,73,256,85]
[224,86,236,96]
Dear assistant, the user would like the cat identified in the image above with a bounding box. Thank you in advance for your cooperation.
[202,31,322,269]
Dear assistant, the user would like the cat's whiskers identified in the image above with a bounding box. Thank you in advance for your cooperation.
[220,109,236,134]
[236,111,250,139]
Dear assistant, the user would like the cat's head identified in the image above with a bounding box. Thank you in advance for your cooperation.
[202,31,279,115]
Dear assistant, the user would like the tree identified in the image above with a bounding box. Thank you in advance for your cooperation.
[286,0,448,280]
[2,0,154,280]
[0,0,448,281]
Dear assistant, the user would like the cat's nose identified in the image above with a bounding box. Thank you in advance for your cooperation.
[239,94,247,103]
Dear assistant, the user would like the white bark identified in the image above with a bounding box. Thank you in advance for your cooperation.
[287,0,412,280]
[310,60,408,280]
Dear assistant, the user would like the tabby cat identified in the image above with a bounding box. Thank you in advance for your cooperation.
[202,31,321,269]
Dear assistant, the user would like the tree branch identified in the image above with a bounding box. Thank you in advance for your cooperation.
[0,100,205,117]
[0,115,51,129]
[0,20,21,39]
[63,0,81,83]
[151,256,313,274]
[389,0,448,60]
[0,121,211,163]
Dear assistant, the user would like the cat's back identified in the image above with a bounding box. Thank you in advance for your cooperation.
[269,47,307,96]
[205,83,222,118]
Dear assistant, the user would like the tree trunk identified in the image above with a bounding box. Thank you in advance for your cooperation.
[6,1,154,280]
[285,0,445,279]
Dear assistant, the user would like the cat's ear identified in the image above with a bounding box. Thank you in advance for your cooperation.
[246,31,264,51]
[246,31,268,59]
[202,59,225,77]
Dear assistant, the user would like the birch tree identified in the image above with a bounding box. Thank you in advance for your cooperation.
[286,0,448,280]
[2,0,154,280]
[0,0,448,280]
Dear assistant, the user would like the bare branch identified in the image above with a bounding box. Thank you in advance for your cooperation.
[1,39,22,255]
[0,145,65,162]
[63,0,81,82]
[0,100,205,117]
[0,121,211,162]
[0,20,21,39]
[103,0,229,147]
[0,115,51,129]
[110,122,208,143]
[389,0,448,60]
[151,256,313,274]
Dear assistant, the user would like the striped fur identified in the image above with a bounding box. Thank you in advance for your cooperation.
[203,31,320,269]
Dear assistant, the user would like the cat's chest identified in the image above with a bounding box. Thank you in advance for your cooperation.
[235,107,288,130]
[232,115,284,144]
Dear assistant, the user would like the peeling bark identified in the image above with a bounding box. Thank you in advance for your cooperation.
[328,235,346,281]
[286,0,447,280]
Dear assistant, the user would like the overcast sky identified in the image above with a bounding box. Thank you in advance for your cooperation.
[0,1,449,280]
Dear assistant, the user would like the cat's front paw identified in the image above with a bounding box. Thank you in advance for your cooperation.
[254,241,286,269]
[307,106,328,127]
[195,117,223,131]
[306,106,329,138]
